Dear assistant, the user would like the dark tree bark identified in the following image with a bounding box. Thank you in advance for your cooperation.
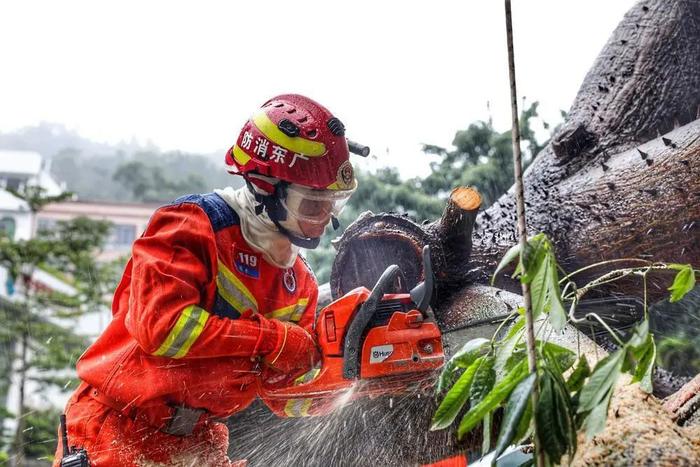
[474,0,700,299]
[476,121,700,298]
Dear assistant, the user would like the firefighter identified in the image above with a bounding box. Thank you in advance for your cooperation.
[54,94,358,466]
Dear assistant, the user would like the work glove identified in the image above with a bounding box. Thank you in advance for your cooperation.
[262,320,321,387]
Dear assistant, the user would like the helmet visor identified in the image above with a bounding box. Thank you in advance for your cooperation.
[281,182,357,225]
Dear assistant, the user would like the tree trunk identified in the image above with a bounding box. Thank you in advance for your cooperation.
[477,120,700,297]
[474,0,700,299]
[331,0,700,303]
[11,332,28,467]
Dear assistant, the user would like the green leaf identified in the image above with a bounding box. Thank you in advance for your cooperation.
[632,335,656,394]
[668,264,695,303]
[628,320,649,349]
[542,342,576,374]
[492,373,536,464]
[470,356,496,407]
[431,356,483,430]
[577,349,624,413]
[582,386,613,439]
[503,350,528,377]
[547,256,567,331]
[513,397,533,444]
[482,413,492,454]
[535,372,569,462]
[492,242,522,285]
[512,262,523,279]
[550,370,578,458]
[529,253,550,317]
[454,338,490,369]
[566,355,591,394]
[457,359,528,439]
[521,234,548,284]
[494,317,525,378]
[436,337,488,393]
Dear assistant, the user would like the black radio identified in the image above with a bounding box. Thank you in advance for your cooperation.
[59,414,89,467]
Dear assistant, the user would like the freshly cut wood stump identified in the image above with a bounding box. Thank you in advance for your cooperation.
[330,187,481,318]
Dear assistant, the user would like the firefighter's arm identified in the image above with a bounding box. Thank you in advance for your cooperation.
[257,280,330,417]
[124,203,282,359]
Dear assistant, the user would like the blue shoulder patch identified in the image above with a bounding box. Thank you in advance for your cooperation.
[169,193,240,232]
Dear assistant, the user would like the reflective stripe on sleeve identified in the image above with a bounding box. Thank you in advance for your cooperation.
[265,298,309,322]
[293,368,321,385]
[216,260,258,315]
[283,398,314,417]
[153,305,210,359]
[282,369,321,417]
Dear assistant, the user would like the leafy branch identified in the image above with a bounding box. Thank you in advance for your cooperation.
[431,233,697,465]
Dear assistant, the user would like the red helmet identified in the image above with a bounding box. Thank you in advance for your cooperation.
[226,94,356,192]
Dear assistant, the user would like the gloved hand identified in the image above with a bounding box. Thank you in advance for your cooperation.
[262,320,321,386]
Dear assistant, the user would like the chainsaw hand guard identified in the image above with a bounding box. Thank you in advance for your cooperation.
[343,264,402,379]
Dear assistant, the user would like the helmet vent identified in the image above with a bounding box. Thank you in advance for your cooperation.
[278,119,301,137]
[297,116,308,123]
[286,108,297,114]
[273,103,284,108]
[306,129,318,138]
[327,117,345,136]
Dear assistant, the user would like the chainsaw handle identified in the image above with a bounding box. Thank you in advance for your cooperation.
[343,264,401,379]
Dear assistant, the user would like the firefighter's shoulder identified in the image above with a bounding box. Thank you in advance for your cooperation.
[164,192,241,233]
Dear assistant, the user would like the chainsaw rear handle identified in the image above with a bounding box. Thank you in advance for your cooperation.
[343,264,401,379]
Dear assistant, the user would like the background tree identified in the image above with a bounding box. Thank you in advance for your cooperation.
[421,102,553,207]
[0,186,113,465]
[112,159,209,203]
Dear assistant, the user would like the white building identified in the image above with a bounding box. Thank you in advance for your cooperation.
[0,150,65,241]
[0,150,69,298]
[38,200,156,262]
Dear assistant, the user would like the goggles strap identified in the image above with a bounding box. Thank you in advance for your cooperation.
[246,179,286,220]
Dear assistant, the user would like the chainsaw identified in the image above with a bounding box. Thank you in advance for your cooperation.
[259,246,445,414]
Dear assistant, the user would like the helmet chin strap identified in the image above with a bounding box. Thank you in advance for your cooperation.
[247,181,322,249]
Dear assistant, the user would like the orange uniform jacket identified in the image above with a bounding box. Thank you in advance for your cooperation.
[77,193,318,429]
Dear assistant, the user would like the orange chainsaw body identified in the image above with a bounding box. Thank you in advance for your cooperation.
[260,285,444,403]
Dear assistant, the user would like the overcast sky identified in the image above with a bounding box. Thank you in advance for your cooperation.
[0,0,637,177]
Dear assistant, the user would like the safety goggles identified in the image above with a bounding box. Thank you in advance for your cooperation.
[281,181,357,225]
